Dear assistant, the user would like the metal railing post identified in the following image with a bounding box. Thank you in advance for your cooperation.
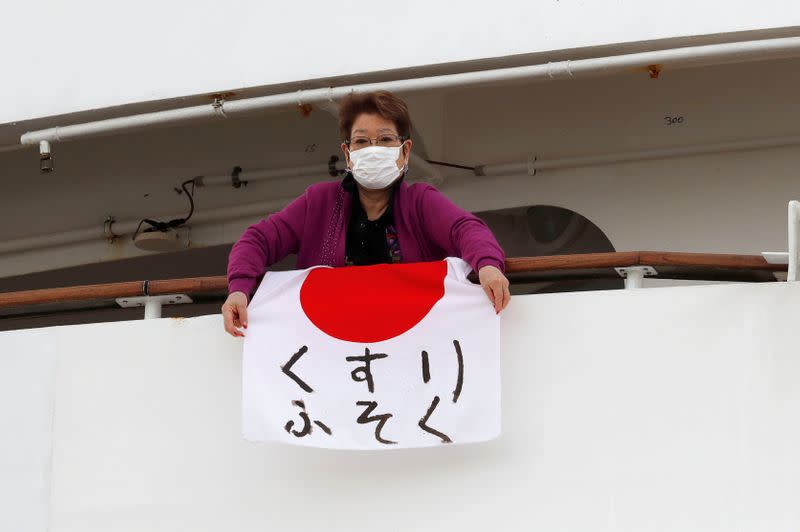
[116,294,192,319]
[615,266,657,290]
[624,269,645,289]
[143,298,163,319]
[789,200,800,282]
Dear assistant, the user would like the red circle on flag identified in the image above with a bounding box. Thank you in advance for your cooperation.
[299,261,448,343]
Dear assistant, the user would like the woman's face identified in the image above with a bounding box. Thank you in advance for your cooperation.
[341,113,412,171]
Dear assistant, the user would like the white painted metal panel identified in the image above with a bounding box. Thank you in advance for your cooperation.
[0,328,57,532]
[41,283,800,531]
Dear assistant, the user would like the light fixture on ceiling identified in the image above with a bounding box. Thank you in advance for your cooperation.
[132,178,195,252]
[132,229,185,252]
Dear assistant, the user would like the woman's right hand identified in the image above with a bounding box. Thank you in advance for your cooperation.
[222,291,249,337]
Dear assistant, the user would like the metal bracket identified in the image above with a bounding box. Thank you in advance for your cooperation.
[231,166,247,188]
[615,266,657,289]
[212,96,227,118]
[103,215,118,243]
[328,155,343,177]
[116,294,193,319]
[615,266,658,278]
[527,154,537,176]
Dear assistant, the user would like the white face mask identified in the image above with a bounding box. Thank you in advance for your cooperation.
[348,145,406,190]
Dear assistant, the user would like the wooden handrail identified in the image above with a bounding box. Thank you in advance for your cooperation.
[0,251,786,311]
[505,251,641,272]
[638,251,785,270]
[147,276,228,296]
[0,281,148,309]
[504,251,785,273]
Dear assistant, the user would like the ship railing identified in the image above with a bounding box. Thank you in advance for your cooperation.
[0,250,789,321]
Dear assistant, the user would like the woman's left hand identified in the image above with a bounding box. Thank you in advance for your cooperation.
[478,265,511,314]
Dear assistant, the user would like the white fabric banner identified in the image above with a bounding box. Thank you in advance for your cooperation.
[242,257,501,450]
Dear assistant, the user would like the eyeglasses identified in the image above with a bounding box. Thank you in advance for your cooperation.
[346,134,407,151]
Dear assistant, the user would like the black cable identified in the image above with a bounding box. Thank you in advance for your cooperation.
[180,179,195,223]
[132,219,146,241]
[424,159,475,171]
[131,178,196,241]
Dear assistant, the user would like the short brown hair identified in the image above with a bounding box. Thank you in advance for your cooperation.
[338,90,412,142]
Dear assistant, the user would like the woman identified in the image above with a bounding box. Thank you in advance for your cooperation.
[222,90,510,337]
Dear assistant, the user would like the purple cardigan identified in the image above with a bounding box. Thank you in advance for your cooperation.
[227,180,505,298]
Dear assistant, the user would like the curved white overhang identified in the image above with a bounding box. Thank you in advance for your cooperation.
[2,0,800,127]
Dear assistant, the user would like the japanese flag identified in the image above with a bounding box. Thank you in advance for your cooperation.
[242,257,501,450]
